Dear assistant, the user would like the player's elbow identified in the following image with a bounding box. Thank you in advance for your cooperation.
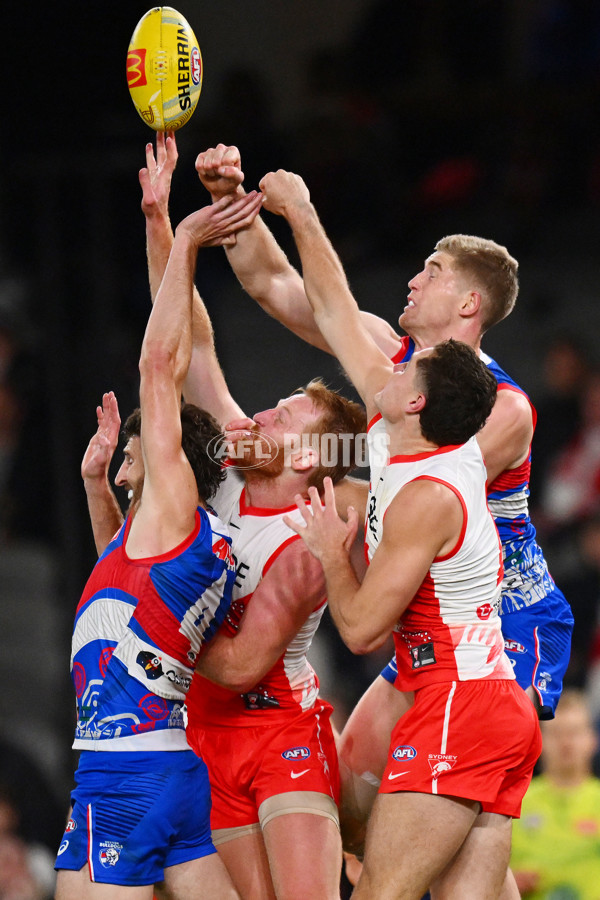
[343,627,387,657]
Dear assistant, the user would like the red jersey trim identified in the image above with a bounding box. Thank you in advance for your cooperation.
[411,475,468,561]
[239,486,299,517]
[262,534,302,576]
[367,412,383,432]
[389,444,463,464]
[121,509,203,565]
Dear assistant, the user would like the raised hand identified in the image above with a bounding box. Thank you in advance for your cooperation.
[139,130,178,220]
[259,170,311,219]
[284,477,358,562]
[81,391,121,482]
[175,192,264,247]
[195,144,245,199]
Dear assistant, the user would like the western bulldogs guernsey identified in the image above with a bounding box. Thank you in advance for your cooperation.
[392,336,558,616]
[187,468,326,727]
[71,508,235,751]
[366,415,512,691]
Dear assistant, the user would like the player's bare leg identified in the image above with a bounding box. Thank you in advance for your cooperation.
[353,792,479,900]
[56,868,153,899]
[262,811,343,900]
[163,854,240,899]
[430,811,513,900]
[337,676,413,853]
[214,831,276,900]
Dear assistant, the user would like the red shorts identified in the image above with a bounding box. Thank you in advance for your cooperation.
[189,700,340,830]
[380,679,541,817]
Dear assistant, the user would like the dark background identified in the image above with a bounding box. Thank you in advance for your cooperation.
[2,0,600,841]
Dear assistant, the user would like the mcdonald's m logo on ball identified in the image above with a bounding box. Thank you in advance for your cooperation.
[127,50,147,88]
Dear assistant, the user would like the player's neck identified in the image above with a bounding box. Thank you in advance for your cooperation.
[242,472,307,510]
[386,419,439,457]
[410,325,482,355]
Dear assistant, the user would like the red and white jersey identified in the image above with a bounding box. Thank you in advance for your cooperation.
[186,468,326,728]
[365,415,512,691]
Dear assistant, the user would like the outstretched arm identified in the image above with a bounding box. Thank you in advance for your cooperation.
[132,193,263,556]
[140,133,247,426]
[81,391,124,554]
[259,171,393,414]
[196,145,403,359]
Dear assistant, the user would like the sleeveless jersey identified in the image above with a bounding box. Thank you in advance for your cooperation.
[187,468,326,728]
[365,416,512,691]
[391,337,558,616]
[71,508,235,751]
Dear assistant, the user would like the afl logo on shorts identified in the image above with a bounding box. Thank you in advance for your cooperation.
[504,639,525,653]
[282,746,311,761]
[65,818,77,832]
[392,745,417,761]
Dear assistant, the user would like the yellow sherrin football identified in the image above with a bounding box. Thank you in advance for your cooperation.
[126,7,202,131]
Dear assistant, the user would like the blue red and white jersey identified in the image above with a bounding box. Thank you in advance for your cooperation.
[71,508,235,751]
[391,338,557,616]
[365,418,510,690]
[187,468,326,728]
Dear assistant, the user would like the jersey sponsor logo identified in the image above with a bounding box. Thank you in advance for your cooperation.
[282,746,311,761]
[137,651,163,680]
[99,841,123,868]
[504,639,525,653]
[57,840,69,855]
[290,769,310,779]
[243,688,280,710]
[476,603,494,620]
[367,494,379,539]
[410,641,436,669]
[392,745,417,761]
[428,754,457,778]
[136,652,192,691]
[65,818,77,832]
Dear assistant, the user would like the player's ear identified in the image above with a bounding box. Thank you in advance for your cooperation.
[290,443,319,473]
[408,392,426,414]
[460,289,481,318]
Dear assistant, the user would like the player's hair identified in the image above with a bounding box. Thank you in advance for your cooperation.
[434,234,519,333]
[122,403,225,500]
[295,379,367,489]
[415,339,497,446]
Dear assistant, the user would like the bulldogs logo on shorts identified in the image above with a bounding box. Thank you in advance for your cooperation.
[99,841,123,868]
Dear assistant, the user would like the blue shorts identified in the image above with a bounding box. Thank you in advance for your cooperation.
[500,586,573,719]
[381,587,573,720]
[55,750,216,886]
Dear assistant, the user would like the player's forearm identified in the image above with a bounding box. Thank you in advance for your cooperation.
[84,478,124,556]
[146,213,175,303]
[140,232,196,385]
[197,635,273,693]
[286,202,360,340]
[323,555,389,655]
[225,214,332,352]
